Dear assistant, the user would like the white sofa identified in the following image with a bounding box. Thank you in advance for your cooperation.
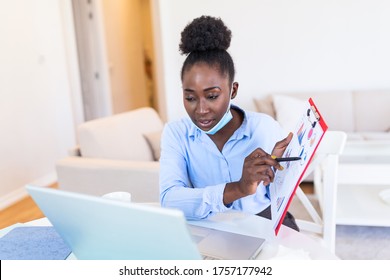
[55,107,163,203]
[254,90,390,142]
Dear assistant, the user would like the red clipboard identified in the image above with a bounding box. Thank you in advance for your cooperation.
[270,98,328,235]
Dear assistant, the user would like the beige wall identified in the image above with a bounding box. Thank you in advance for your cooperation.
[101,0,149,114]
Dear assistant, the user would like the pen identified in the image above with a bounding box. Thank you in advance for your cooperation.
[275,157,301,162]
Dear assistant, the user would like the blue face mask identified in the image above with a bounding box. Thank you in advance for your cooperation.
[195,89,233,135]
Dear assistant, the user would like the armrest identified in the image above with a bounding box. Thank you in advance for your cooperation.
[55,157,160,203]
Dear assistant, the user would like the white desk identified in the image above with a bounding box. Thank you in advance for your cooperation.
[189,211,338,260]
[2,211,338,260]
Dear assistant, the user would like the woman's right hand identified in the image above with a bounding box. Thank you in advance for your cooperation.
[237,148,282,196]
[223,148,282,205]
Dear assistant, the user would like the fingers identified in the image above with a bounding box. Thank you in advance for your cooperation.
[249,151,283,171]
[240,136,294,197]
[275,132,293,149]
[243,149,282,185]
[272,132,293,157]
[260,168,275,186]
[247,148,268,159]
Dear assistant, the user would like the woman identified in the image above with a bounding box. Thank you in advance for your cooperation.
[159,15,298,231]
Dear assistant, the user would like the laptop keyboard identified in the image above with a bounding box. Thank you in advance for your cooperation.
[202,255,220,260]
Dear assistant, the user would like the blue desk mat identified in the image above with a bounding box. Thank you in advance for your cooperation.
[0,226,71,260]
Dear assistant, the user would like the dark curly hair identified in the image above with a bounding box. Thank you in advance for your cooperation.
[179,16,235,84]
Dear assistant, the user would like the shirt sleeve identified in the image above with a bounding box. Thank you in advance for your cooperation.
[159,123,231,220]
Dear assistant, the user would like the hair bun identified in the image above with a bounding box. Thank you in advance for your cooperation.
[179,15,232,55]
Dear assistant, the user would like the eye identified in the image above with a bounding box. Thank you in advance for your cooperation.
[208,94,218,100]
[184,96,195,102]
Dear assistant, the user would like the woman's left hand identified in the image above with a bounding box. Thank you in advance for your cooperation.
[272,132,293,157]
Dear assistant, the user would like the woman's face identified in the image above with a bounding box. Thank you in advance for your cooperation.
[182,63,236,132]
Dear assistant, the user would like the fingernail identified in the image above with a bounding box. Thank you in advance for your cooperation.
[271,155,277,159]
[278,166,284,171]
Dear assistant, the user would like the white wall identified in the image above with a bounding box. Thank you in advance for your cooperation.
[155,0,390,122]
[0,0,80,209]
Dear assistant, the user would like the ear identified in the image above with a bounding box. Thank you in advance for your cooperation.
[231,82,239,99]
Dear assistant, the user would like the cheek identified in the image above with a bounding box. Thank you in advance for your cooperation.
[217,99,230,113]
[183,101,194,116]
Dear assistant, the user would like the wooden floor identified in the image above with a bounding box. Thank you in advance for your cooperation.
[300,182,314,195]
[0,182,314,230]
[0,183,57,230]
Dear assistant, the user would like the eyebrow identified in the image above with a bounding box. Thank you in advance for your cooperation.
[183,86,222,93]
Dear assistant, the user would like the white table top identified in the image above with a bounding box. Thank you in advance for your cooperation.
[2,211,338,260]
[188,210,338,260]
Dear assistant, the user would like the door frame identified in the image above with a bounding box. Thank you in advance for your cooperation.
[71,0,112,121]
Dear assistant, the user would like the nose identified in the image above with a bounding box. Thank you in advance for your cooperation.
[196,98,209,114]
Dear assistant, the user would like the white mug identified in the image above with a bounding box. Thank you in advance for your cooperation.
[102,191,131,203]
[379,189,390,206]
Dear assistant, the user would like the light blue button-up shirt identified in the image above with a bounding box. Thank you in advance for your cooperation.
[159,105,283,220]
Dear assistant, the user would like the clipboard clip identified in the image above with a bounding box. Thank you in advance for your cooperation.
[307,106,320,128]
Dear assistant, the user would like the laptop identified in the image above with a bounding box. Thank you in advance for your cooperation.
[26,185,265,260]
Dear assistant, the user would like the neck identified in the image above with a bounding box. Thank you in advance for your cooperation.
[208,108,243,151]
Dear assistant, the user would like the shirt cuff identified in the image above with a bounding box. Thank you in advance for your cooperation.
[203,183,232,213]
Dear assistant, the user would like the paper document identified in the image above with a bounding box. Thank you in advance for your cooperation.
[270,98,328,234]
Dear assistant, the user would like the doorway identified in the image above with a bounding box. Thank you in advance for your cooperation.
[71,0,158,121]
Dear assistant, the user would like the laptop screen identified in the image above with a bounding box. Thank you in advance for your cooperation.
[26,185,201,260]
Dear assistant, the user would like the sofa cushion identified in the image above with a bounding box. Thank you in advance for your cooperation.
[77,107,163,161]
[353,90,390,132]
[361,132,390,141]
[345,132,364,141]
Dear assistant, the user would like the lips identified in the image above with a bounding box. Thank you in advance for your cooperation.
[197,119,214,129]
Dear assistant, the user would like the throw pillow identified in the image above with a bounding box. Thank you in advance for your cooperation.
[272,95,307,133]
[143,130,162,161]
[253,95,276,118]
